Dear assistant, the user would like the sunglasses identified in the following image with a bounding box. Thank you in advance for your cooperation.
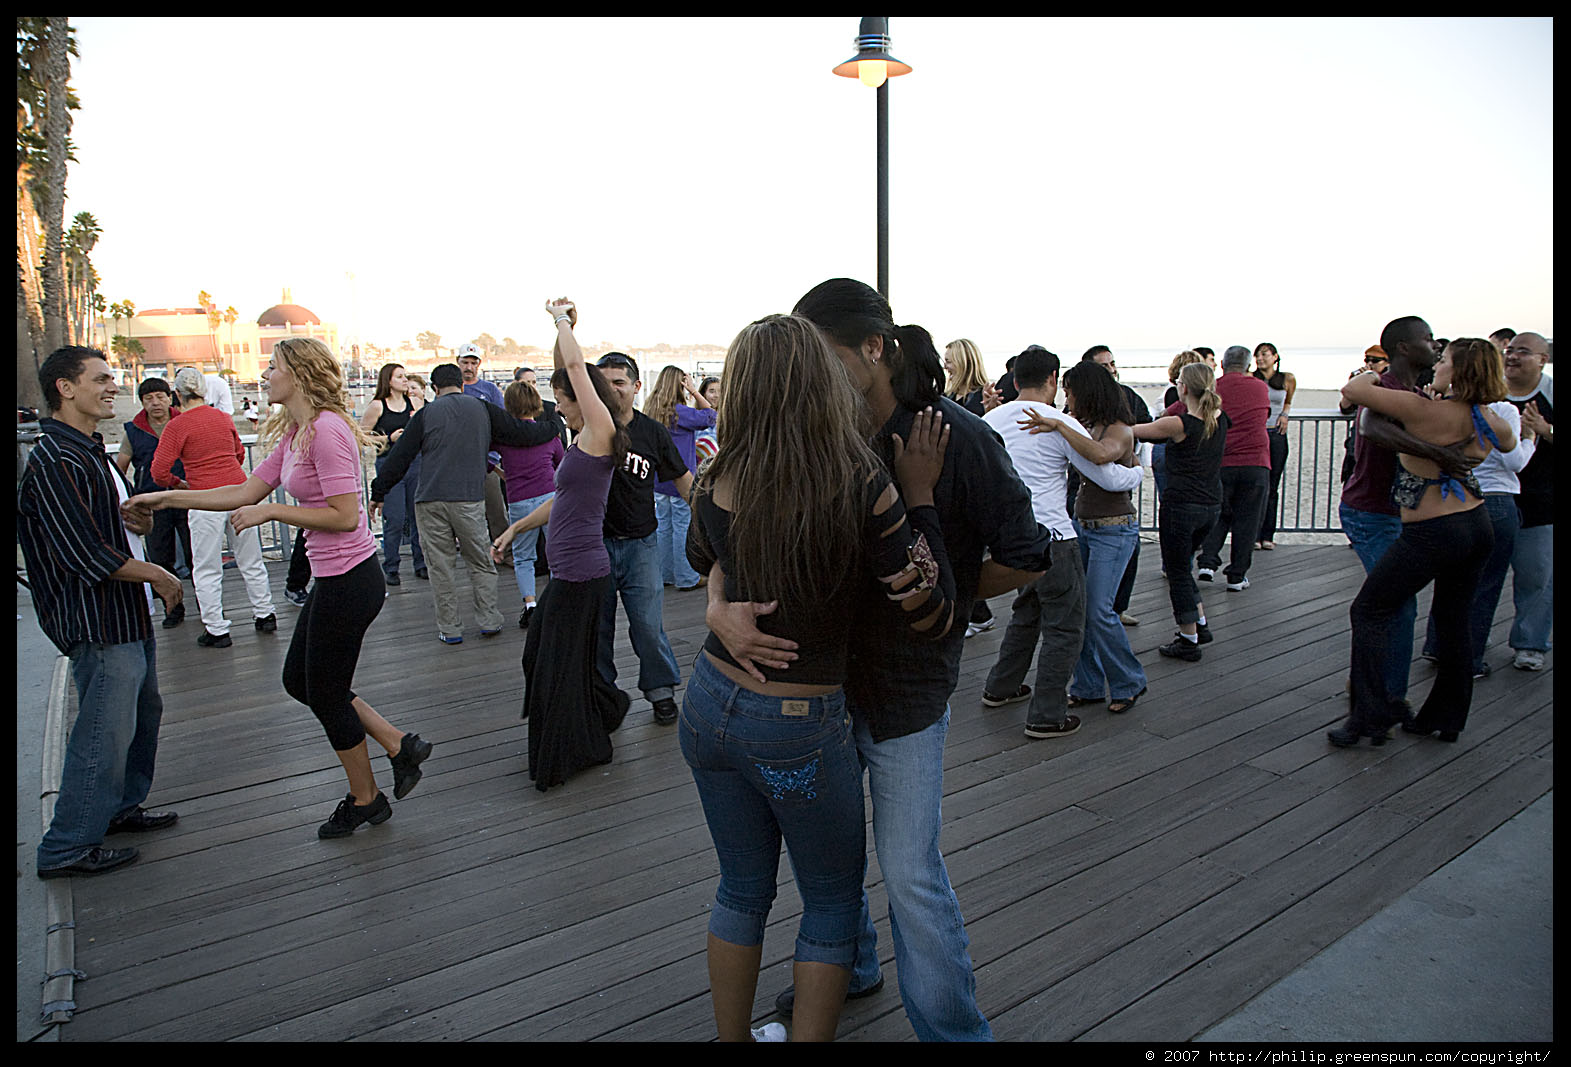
[596,355,633,369]
[1364,357,1388,365]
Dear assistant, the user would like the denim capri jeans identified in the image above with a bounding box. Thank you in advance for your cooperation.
[679,652,866,968]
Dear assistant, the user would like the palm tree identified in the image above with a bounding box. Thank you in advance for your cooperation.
[67,211,101,344]
[92,292,108,349]
[40,16,73,355]
[416,330,441,362]
[224,305,239,373]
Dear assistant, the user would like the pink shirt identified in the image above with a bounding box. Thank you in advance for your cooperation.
[253,411,378,577]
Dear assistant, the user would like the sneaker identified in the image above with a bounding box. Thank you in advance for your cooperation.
[36,845,140,879]
[1473,662,1492,681]
[161,602,186,629]
[965,617,997,639]
[437,633,463,645]
[1513,649,1545,672]
[1119,612,1139,626]
[479,627,502,638]
[1420,651,1439,665]
[1197,568,1215,582]
[1159,637,1202,662]
[255,614,277,633]
[197,629,232,648]
[1226,577,1250,591]
[414,567,429,580]
[652,697,678,725]
[384,572,401,586]
[389,733,434,800]
[519,606,535,630]
[751,1023,788,1043]
[1024,714,1081,740]
[982,684,1031,707]
[284,587,309,607]
[106,807,179,834]
[1195,623,1214,645]
[317,792,392,839]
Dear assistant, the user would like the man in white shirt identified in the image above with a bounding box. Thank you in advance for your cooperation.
[980,346,1144,739]
[202,372,234,415]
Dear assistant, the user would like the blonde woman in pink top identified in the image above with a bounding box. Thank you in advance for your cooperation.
[127,337,434,839]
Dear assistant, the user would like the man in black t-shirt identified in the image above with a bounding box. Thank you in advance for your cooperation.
[594,353,693,724]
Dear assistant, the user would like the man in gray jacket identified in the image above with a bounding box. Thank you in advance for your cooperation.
[370,363,562,643]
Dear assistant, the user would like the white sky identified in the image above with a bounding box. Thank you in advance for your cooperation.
[66,16,1553,361]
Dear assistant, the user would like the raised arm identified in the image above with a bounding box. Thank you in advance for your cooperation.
[547,297,616,457]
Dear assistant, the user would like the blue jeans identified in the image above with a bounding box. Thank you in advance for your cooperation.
[1339,502,1413,702]
[845,706,993,1041]
[1423,493,1518,672]
[506,492,554,601]
[1072,520,1148,701]
[375,453,424,577]
[655,492,703,589]
[38,638,163,869]
[597,531,682,703]
[679,654,865,965]
[1510,523,1554,653]
[1151,442,1169,497]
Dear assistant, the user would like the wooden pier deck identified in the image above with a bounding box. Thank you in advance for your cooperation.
[53,540,1553,1041]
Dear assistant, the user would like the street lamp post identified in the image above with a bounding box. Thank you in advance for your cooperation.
[833,16,911,300]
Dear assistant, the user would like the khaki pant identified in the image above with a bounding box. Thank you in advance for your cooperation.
[415,499,503,637]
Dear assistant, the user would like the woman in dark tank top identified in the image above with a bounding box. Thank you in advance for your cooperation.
[359,363,426,582]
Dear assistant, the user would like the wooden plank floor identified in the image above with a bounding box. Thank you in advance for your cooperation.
[58,539,1553,1042]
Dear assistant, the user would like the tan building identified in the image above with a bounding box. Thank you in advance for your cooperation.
[105,288,340,384]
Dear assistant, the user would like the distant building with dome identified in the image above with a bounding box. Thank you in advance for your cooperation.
[104,288,341,384]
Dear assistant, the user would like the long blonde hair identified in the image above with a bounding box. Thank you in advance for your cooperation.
[1177,362,1223,439]
[702,315,883,609]
[642,364,687,429]
[258,336,375,454]
[944,338,989,399]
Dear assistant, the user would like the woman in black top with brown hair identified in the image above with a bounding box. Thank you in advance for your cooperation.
[1252,342,1297,550]
[359,363,426,584]
[681,313,955,1042]
[1137,362,1230,662]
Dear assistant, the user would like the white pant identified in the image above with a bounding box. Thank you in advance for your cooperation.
[187,508,275,635]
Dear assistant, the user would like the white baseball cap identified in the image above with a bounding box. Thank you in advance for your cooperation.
[457,343,482,360]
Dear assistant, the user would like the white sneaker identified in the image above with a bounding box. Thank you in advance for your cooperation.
[965,617,996,639]
[1119,612,1139,626]
[1197,568,1215,582]
[751,1022,787,1042]
[1226,577,1250,591]
[1513,649,1546,671]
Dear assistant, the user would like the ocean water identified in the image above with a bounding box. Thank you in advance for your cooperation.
[982,347,1376,394]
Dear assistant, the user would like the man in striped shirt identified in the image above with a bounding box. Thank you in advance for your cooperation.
[18,347,184,879]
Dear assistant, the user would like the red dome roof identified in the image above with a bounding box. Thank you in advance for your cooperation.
[257,303,320,326]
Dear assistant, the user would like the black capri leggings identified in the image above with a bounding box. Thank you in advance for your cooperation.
[282,552,386,750]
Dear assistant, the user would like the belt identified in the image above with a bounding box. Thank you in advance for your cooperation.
[1077,514,1138,528]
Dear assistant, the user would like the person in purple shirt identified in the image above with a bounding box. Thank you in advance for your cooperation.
[495,378,565,628]
[643,365,717,591]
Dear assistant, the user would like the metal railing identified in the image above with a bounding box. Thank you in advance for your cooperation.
[1134,410,1353,534]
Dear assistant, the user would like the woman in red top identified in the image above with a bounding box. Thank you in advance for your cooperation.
[152,367,276,646]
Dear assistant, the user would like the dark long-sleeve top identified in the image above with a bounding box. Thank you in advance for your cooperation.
[686,468,956,687]
[853,397,1053,740]
[18,418,153,654]
[369,392,563,504]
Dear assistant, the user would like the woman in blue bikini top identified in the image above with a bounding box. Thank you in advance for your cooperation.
[1342,338,1517,521]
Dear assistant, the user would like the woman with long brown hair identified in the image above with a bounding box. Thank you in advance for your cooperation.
[642,364,715,591]
[1330,337,1515,746]
[129,336,434,837]
[359,362,426,584]
[492,299,632,790]
[681,313,955,1042]
[495,377,563,628]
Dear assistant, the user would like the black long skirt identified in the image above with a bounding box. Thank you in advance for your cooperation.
[522,573,631,791]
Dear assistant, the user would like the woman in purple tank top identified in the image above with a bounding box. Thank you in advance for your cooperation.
[491,298,631,790]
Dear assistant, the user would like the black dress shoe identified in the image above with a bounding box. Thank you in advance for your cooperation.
[161,603,185,629]
[255,613,277,633]
[106,807,179,834]
[197,630,232,648]
[37,846,139,879]
[415,567,429,580]
[385,572,401,586]
[776,974,884,1018]
[1328,722,1387,747]
[652,697,678,725]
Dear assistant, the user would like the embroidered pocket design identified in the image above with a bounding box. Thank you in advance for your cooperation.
[756,757,820,801]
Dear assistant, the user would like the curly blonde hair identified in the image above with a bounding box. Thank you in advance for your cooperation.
[258,336,375,454]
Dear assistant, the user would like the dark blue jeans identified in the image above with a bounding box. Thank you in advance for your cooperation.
[1422,493,1518,673]
[38,637,163,869]
[679,654,865,966]
[596,532,681,703]
[375,453,424,578]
